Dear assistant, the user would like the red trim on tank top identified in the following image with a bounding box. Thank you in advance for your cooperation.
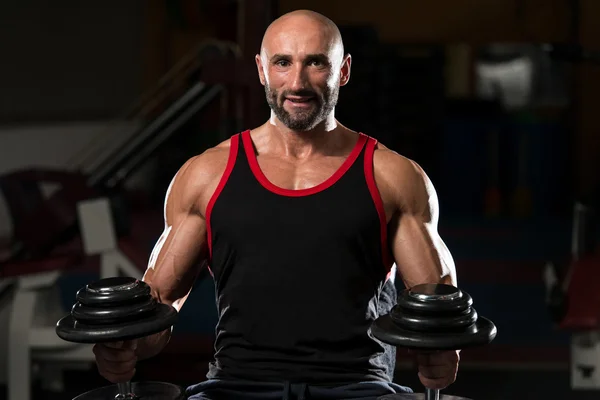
[205,134,239,270]
[241,129,368,197]
[364,137,393,273]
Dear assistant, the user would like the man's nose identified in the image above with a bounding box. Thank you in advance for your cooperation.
[289,64,308,92]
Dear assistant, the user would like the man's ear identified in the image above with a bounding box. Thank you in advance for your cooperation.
[255,54,266,86]
[339,53,352,87]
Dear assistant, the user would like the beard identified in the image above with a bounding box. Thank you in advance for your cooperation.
[265,83,339,131]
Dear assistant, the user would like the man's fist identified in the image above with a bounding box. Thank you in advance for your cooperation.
[93,340,139,383]
[414,350,460,390]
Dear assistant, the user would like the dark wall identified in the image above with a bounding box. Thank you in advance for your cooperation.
[0,1,144,122]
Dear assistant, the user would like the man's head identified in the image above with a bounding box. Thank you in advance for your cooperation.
[256,10,351,131]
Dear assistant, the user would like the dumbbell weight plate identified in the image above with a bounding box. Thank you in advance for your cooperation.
[390,307,478,332]
[56,303,178,343]
[370,314,497,350]
[71,297,157,325]
[378,394,472,400]
[396,284,473,314]
[77,277,151,306]
[73,381,184,400]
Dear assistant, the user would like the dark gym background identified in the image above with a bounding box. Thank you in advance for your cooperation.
[0,1,599,399]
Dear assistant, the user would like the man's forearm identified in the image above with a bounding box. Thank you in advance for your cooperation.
[135,328,172,360]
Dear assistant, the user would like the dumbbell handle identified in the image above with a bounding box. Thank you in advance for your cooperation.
[426,388,440,400]
[115,381,138,399]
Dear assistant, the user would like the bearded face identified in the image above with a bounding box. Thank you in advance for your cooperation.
[264,80,339,131]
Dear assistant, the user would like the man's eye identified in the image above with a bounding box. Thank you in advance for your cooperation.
[276,60,290,67]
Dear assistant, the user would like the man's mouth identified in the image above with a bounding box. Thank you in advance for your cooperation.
[285,95,314,103]
[284,96,315,109]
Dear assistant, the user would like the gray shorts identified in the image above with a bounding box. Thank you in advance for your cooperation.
[185,379,413,400]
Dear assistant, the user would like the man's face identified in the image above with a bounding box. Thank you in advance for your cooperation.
[256,18,350,131]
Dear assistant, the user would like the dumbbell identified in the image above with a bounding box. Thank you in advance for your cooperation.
[370,283,497,400]
[56,277,182,400]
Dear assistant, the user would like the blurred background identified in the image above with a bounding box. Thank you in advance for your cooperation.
[0,0,599,399]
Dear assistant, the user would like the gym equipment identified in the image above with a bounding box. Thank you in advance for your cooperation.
[0,39,248,263]
[56,276,182,399]
[541,39,600,392]
[544,201,600,390]
[72,382,183,400]
[0,40,242,400]
[370,283,497,400]
[379,395,470,400]
[4,197,145,400]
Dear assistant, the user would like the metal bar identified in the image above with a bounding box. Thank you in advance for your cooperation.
[425,388,440,400]
[104,84,224,189]
[116,381,137,399]
[66,40,241,170]
[88,81,207,186]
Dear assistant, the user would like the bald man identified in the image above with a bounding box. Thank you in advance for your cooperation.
[93,10,459,400]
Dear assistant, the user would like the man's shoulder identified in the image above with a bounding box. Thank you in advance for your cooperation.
[186,135,236,172]
[369,139,433,209]
[173,135,238,189]
[371,140,422,180]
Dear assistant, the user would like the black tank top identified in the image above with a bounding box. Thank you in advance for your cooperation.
[205,130,394,385]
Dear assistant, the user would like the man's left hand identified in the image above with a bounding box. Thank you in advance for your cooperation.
[414,350,460,390]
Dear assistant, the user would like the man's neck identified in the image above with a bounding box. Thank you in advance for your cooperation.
[265,112,341,159]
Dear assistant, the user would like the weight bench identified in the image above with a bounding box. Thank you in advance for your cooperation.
[2,198,144,400]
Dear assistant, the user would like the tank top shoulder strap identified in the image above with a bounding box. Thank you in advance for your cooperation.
[361,134,394,271]
[239,129,252,161]
[362,134,377,155]
[323,132,368,182]
[205,132,241,263]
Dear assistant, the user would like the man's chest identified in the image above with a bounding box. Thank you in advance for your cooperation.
[201,153,397,223]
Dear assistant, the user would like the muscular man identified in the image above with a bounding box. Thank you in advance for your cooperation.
[93,9,459,400]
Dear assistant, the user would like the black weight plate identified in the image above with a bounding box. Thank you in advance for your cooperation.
[390,308,478,332]
[56,303,178,344]
[72,381,184,400]
[71,297,157,325]
[370,315,497,350]
[396,290,472,315]
[378,394,472,399]
[76,277,151,306]
[409,283,460,299]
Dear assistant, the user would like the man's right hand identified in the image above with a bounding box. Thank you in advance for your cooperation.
[93,340,138,383]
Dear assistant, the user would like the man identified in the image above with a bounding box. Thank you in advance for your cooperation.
[93,9,459,400]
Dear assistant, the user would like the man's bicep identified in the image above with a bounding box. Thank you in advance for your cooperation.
[390,213,455,288]
[389,161,456,288]
[143,211,208,310]
[143,158,209,310]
